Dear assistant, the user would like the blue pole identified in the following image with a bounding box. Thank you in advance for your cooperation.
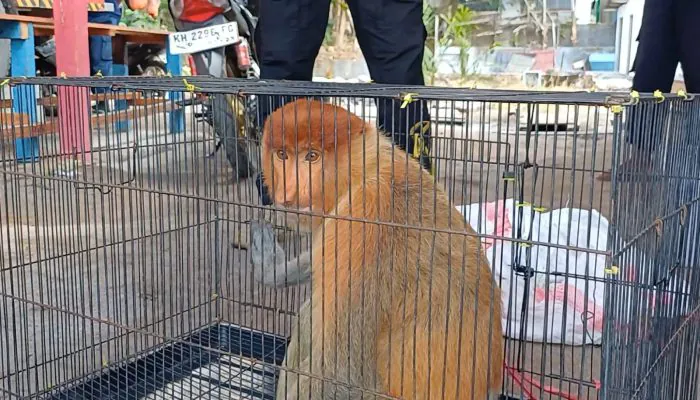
[166,46,184,135]
[0,21,40,162]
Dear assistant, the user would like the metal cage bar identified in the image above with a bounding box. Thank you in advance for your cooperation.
[1,77,698,400]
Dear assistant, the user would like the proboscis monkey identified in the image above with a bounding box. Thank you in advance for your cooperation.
[249,99,503,400]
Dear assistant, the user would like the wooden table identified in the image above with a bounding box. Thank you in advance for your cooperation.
[0,13,183,162]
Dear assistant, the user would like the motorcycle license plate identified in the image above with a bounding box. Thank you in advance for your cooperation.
[168,22,239,55]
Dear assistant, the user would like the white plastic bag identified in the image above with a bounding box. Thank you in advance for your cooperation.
[455,199,689,346]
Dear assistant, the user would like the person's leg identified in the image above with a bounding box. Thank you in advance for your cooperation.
[597,0,677,181]
[253,0,331,205]
[676,0,700,94]
[627,0,677,148]
[345,0,432,173]
[88,35,113,113]
[254,0,331,119]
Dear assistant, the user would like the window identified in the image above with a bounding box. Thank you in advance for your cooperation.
[626,15,634,73]
[616,16,624,71]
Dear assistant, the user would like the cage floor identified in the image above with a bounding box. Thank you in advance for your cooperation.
[44,324,289,400]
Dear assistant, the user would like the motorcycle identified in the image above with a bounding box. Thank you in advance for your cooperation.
[34,36,168,115]
[127,43,168,77]
[35,38,167,81]
[171,0,261,180]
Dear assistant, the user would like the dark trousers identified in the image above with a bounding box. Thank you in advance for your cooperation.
[88,35,113,103]
[88,35,113,77]
[87,8,118,98]
[626,0,700,151]
[253,0,431,205]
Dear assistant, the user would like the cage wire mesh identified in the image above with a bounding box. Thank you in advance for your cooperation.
[0,76,698,400]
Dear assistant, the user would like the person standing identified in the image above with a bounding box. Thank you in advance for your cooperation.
[253,0,433,205]
[598,0,700,181]
[87,0,123,113]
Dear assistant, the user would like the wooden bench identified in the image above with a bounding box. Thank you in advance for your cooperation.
[1,100,179,138]
[0,13,184,162]
[0,14,172,45]
[1,92,173,109]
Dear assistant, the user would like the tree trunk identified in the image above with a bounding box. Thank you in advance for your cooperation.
[336,7,348,48]
[571,0,578,45]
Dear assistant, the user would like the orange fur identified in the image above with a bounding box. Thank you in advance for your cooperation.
[261,99,504,399]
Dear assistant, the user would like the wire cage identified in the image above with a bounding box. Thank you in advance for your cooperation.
[1,76,699,400]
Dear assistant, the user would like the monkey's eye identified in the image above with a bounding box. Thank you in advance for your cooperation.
[305,150,321,163]
[275,149,288,160]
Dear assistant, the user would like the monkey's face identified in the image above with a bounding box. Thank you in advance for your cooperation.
[265,144,332,212]
[261,99,365,221]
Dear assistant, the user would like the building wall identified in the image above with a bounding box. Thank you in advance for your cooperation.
[615,0,643,74]
[435,45,615,75]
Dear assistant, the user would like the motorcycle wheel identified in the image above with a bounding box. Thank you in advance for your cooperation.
[207,56,259,180]
[210,92,257,180]
[140,61,166,77]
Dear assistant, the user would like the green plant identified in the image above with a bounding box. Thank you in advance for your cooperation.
[422,2,438,84]
[159,1,175,31]
[324,0,352,48]
[323,18,335,46]
[422,3,474,81]
[119,0,172,30]
[443,4,474,77]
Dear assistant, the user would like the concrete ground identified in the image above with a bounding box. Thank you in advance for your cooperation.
[0,96,684,399]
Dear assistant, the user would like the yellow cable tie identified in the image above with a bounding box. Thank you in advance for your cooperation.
[518,242,532,248]
[95,70,103,78]
[610,104,623,114]
[400,92,418,109]
[653,90,665,103]
[412,133,424,159]
[0,78,9,87]
[409,120,431,158]
[502,177,515,182]
[677,89,689,100]
[604,266,619,275]
[533,206,548,212]
[516,201,532,208]
[60,72,67,79]
[183,78,199,93]
[630,90,640,104]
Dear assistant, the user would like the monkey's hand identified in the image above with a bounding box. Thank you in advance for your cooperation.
[249,220,311,288]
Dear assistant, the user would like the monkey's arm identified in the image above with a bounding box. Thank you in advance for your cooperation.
[249,220,311,288]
